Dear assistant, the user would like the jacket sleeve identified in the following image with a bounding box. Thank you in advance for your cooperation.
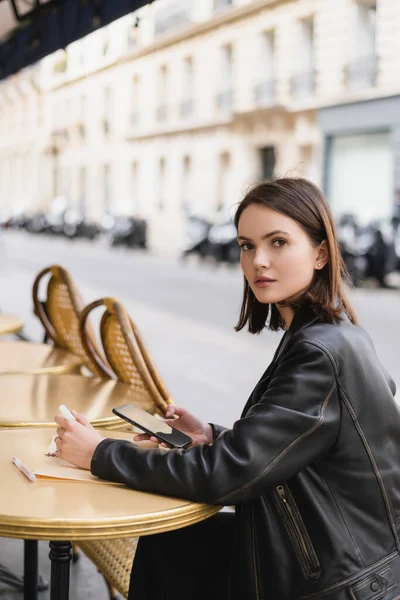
[91,340,340,505]
[209,423,228,441]
[381,363,396,397]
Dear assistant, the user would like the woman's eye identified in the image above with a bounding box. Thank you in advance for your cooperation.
[272,238,287,247]
[239,242,253,251]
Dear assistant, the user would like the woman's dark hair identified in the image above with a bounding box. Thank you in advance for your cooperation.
[234,178,358,333]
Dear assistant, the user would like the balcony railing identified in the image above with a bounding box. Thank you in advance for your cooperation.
[102,118,110,136]
[216,89,233,112]
[179,98,194,117]
[130,112,139,127]
[154,4,191,37]
[290,69,316,98]
[156,105,168,122]
[344,56,377,89]
[214,0,233,11]
[253,80,275,108]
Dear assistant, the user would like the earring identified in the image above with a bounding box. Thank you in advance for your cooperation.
[317,263,321,267]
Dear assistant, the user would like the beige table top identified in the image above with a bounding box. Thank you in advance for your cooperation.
[0,314,24,335]
[0,373,155,428]
[0,428,221,540]
[0,341,82,375]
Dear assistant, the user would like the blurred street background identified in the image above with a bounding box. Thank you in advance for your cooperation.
[0,228,399,598]
[0,0,400,598]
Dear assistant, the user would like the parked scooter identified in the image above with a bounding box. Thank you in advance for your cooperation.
[46,196,68,235]
[337,214,395,287]
[63,209,99,241]
[181,215,211,261]
[109,216,147,249]
[25,212,49,234]
[207,209,240,264]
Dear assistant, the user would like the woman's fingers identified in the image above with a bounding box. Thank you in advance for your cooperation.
[72,410,91,427]
[164,405,177,418]
[133,433,167,447]
[133,433,151,441]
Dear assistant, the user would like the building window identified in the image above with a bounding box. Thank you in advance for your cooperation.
[101,32,110,56]
[345,1,377,89]
[131,161,139,213]
[182,155,192,211]
[180,56,194,117]
[103,87,111,135]
[259,147,276,180]
[217,152,231,211]
[290,18,315,98]
[216,45,234,113]
[78,166,86,215]
[254,30,276,108]
[156,66,168,122]
[131,75,141,126]
[78,95,86,141]
[158,158,166,211]
[104,164,111,212]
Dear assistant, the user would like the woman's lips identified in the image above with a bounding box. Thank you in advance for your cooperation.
[254,278,276,288]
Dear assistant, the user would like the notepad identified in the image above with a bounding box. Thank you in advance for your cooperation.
[35,440,160,485]
[34,458,120,485]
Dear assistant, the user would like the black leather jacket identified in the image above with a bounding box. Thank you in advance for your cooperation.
[91,307,400,600]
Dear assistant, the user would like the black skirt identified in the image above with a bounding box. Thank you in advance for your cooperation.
[128,511,236,600]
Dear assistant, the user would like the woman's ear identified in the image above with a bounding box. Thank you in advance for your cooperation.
[315,240,329,270]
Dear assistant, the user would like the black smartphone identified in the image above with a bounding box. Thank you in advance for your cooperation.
[112,402,192,449]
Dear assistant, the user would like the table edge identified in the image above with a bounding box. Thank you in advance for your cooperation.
[0,503,222,540]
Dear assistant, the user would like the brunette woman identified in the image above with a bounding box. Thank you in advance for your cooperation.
[55,178,399,600]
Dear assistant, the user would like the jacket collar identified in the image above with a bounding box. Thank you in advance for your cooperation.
[286,303,321,337]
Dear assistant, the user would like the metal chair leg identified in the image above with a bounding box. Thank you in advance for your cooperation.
[102,573,120,600]
[72,543,81,563]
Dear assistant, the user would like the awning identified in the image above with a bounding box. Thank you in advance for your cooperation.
[0,0,151,81]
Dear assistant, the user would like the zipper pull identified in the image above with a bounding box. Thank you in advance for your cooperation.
[277,485,287,503]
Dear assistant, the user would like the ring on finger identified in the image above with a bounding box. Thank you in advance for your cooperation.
[54,435,62,452]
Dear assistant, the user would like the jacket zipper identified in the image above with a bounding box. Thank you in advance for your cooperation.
[251,506,261,600]
[274,484,322,581]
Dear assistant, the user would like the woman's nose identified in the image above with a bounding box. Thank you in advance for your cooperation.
[253,248,271,268]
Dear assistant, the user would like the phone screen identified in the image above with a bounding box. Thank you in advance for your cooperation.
[112,402,192,449]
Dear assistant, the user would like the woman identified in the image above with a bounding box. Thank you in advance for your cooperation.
[55,178,400,600]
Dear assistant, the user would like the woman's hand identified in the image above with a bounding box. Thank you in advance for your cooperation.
[133,405,213,448]
[54,411,103,470]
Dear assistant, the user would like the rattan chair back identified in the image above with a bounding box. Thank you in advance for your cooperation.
[32,265,111,378]
[80,298,173,414]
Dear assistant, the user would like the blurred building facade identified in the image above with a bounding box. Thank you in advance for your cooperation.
[0,0,400,252]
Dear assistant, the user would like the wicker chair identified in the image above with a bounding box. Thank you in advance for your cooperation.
[79,297,173,413]
[78,297,173,598]
[32,265,112,378]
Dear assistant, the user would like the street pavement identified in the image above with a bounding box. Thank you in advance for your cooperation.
[0,230,399,599]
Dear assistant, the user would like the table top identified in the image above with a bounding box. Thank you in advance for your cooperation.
[0,341,82,375]
[0,314,24,335]
[0,373,155,428]
[0,428,221,540]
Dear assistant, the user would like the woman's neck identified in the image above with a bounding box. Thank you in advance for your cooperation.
[276,305,295,330]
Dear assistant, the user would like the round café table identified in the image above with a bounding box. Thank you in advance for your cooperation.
[0,373,157,429]
[0,313,24,336]
[0,341,82,375]
[0,428,221,600]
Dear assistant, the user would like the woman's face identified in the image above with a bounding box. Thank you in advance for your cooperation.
[237,203,325,305]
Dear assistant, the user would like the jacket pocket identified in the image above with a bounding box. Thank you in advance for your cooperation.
[273,484,322,581]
